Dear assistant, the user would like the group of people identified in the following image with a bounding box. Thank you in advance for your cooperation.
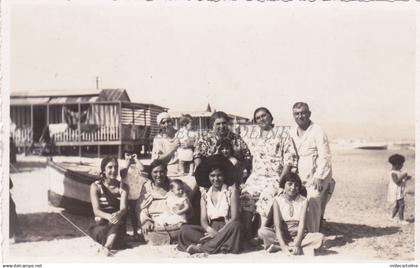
[88,102,336,256]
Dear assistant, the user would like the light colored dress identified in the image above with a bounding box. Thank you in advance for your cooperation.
[122,163,146,200]
[241,125,298,217]
[176,127,197,162]
[387,170,406,203]
[258,194,324,255]
[152,133,179,169]
[154,192,189,227]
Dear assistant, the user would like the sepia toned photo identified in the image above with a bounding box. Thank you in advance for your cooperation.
[2,1,417,264]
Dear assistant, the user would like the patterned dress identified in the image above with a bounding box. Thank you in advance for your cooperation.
[240,125,298,218]
[193,131,252,164]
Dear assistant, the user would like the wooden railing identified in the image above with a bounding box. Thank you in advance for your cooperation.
[11,128,32,146]
[52,126,120,142]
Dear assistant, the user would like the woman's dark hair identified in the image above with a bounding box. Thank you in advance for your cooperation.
[209,111,230,128]
[279,172,303,192]
[148,160,168,181]
[388,154,405,166]
[179,114,193,127]
[100,156,119,177]
[253,107,274,124]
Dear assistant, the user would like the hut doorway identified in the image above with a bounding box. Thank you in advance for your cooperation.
[33,105,47,142]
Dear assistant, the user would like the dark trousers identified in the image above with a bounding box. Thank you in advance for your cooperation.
[10,197,22,238]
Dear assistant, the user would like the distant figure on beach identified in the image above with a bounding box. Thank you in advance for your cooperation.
[290,102,335,232]
[120,145,147,242]
[153,179,192,228]
[9,178,24,243]
[176,114,197,175]
[387,154,412,225]
[194,111,252,170]
[258,173,324,256]
[88,156,128,255]
[39,125,54,156]
[240,107,298,237]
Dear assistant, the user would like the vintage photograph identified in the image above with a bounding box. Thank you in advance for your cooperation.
[2,1,416,263]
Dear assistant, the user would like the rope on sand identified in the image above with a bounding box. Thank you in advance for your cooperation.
[58,212,115,257]
[10,163,19,173]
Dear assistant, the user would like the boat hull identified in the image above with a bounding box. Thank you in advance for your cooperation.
[47,160,97,216]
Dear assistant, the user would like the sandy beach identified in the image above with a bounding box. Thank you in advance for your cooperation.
[6,146,415,262]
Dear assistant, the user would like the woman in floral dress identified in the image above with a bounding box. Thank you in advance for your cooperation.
[240,107,298,235]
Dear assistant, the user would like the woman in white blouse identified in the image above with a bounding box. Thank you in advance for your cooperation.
[177,155,244,254]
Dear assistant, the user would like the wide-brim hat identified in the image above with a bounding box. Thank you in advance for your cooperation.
[194,155,236,188]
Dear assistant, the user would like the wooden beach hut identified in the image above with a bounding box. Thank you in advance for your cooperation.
[10,89,167,158]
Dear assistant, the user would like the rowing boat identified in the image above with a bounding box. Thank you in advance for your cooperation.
[47,160,98,215]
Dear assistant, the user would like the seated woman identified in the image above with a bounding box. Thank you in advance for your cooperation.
[177,155,244,255]
[139,160,192,245]
[258,172,323,256]
[88,156,128,255]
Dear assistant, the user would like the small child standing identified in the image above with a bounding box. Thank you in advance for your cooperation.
[154,179,191,228]
[176,114,197,175]
[120,146,147,241]
[387,154,411,225]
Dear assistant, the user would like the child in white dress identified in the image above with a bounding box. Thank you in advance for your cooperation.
[120,146,147,241]
[387,154,411,225]
[176,114,197,175]
[154,179,191,228]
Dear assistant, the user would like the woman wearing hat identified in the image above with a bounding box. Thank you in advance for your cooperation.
[152,112,198,200]
[177,155,244,254]
[258,172,323,256]
[241,107,298,236]
[88,156,128,255]
[152,112,180,175]
[139,160,190,245]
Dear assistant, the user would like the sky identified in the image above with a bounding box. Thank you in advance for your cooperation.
[8,2,416,141]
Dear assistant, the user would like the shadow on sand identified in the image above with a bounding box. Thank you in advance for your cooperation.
[10,161,47,173]
[319,221,400,253]
[15,211,93,243]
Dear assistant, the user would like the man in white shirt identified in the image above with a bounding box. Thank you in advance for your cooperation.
[290,102,335,232]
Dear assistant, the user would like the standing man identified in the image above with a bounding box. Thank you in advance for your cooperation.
[290,102,335,232]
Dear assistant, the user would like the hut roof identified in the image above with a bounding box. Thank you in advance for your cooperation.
[10,89,167,110]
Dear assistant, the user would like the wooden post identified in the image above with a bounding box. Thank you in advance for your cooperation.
[118,102,122,158]
[78,103,82,157]
[98,145,100,159]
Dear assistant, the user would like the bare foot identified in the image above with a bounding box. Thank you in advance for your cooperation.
[186,244,203,255]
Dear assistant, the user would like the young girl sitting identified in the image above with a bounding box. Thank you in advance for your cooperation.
[120,146,147,241]
[153,179,191,229]
[258,172,324,256]
[387,154,412,225]
[176,114,197,175]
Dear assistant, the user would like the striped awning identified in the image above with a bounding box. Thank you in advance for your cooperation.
[10,95,99,105]
[10,97,50,105]
[48,96,99,104]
